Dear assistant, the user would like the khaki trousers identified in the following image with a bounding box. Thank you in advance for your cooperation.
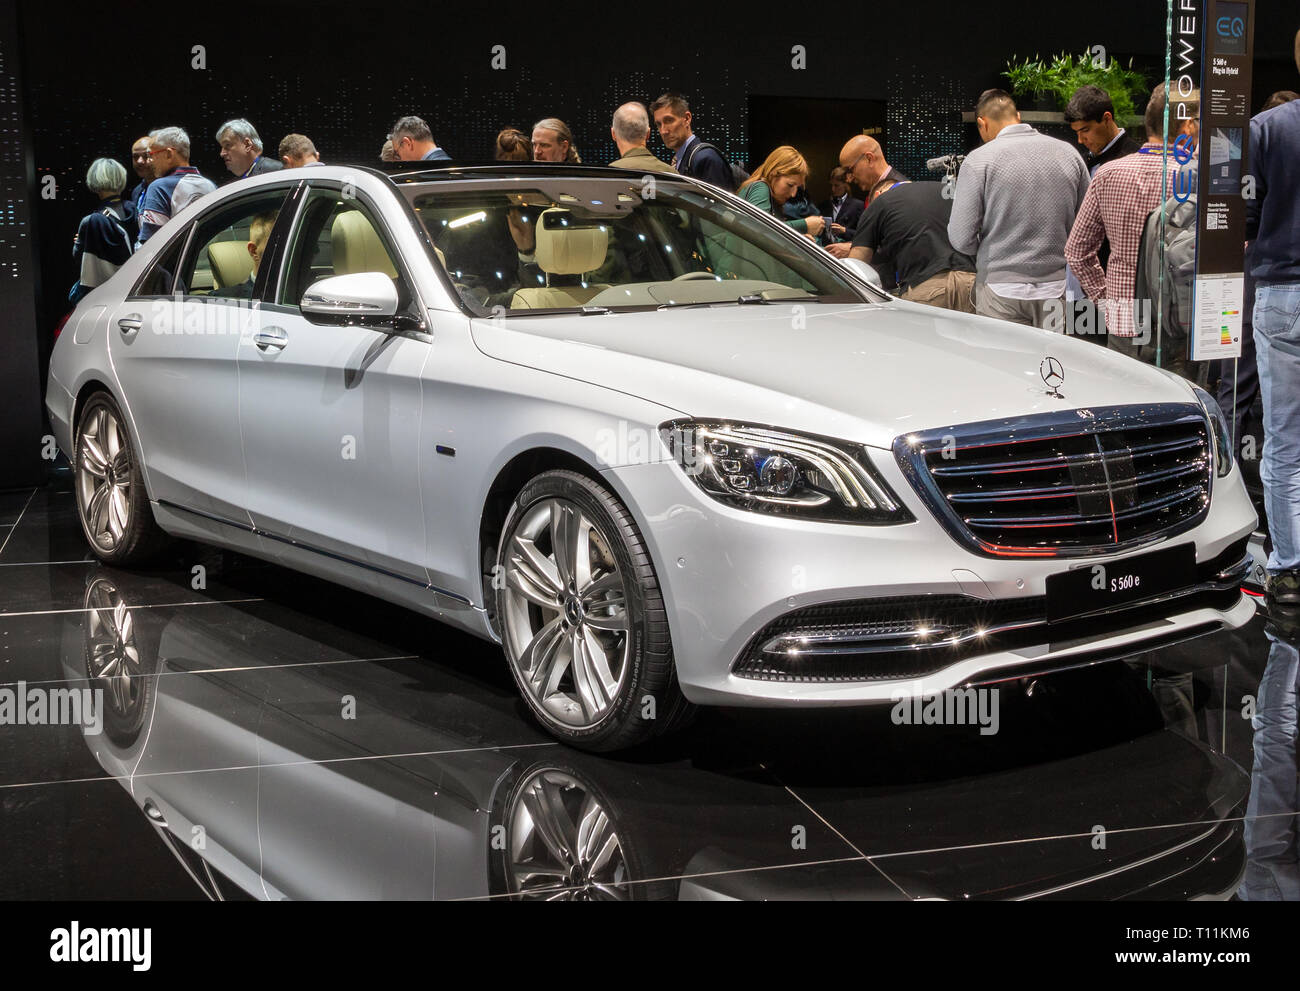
[900,270,976,313]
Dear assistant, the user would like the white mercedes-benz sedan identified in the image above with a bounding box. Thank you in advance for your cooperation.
[45,162,1257,750]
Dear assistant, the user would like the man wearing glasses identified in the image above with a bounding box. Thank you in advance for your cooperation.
[389,116,451,162]
[828,134,908,287]
[135,127,216,247]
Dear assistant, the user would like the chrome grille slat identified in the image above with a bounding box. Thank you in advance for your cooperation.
[894,404,1213,556]
[946,460,1207,503]
[965,485,1206,529]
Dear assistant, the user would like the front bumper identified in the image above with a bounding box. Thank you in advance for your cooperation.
[603,451,1259,707]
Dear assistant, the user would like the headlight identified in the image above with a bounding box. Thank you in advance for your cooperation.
[1192,386,1233,478]
[663,421,912,524]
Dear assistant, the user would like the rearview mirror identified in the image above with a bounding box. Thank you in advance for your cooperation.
[839,257,883,289]
[301,272,399,318]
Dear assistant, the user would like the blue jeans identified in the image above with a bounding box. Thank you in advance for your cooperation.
[1238,631,1300,901]
[1254,282,1300,572]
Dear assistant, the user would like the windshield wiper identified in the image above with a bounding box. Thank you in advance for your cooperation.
[579,305,611,315]
[736,293,773,304]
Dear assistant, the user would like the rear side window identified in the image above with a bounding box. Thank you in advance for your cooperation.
[132,230,188,297]
[175,189,293,301]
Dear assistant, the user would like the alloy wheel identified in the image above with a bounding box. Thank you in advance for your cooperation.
[83,578,145,721]
[77,404,133,552]
[500,498,631,729]
[506,768,629,900]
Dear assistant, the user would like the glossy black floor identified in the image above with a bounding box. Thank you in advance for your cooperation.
[1,483,1296,901]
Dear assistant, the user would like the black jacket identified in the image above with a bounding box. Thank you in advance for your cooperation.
[818,194,864,236]
[676,136,735,192]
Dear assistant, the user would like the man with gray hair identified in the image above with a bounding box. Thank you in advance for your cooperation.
[389,116,450,162]
[609,102,674,173]
[216,118,283,179]
[136,127,216,246]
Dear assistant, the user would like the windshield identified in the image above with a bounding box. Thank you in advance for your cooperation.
[404,177,875,314]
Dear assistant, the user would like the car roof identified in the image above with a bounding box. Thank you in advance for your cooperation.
[364,161,694,187]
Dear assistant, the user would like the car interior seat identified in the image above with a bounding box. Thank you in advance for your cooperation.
[331,210,399,278]
[510,208,610,309]
[207,240,254,290]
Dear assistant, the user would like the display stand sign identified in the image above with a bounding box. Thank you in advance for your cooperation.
[1185,0,1255,360]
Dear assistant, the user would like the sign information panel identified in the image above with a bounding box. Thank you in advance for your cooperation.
[1189,0,1255,360]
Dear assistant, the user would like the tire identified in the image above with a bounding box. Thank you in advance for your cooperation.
[73,391,169,565]
[495,469,693,751]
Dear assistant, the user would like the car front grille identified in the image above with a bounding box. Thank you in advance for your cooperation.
[893,404,1213,557]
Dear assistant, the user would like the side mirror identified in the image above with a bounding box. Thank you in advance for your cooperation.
[839,257,883,289]
[301,272,399,318]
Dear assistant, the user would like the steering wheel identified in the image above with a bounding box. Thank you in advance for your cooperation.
[672,271,720,281]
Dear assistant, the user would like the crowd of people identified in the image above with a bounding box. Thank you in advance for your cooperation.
[61,36,1300,605]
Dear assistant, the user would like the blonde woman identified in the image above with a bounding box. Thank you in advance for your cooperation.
[737,146,825,239]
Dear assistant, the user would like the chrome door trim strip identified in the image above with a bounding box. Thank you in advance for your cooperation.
[156,499,472,605]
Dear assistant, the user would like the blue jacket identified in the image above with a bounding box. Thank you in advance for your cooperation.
[136,166,216,246]
[1247,100,1300,282]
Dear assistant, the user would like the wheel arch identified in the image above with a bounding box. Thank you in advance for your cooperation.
[476,446,668,614]
[71,378,157,502]
[478,447,605,580]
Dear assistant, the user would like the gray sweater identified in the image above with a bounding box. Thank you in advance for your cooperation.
[947,123,1090,285]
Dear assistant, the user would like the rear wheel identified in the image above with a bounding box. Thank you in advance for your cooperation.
[495,470,692,751]
[74,392,168,564]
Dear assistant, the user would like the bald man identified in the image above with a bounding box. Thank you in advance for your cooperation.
[127,135,153,228]
[609,102,675,173]
[827,134,908,286]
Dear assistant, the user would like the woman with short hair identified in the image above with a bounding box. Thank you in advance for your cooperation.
[70,158,133,304]
[737,146,826,239]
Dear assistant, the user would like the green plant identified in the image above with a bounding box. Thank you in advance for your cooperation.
[1004,51,1149,117]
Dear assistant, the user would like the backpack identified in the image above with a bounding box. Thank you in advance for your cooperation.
[684,140,749,190]
[1134,189,1197,342]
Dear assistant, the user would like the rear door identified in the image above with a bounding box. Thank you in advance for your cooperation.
[109,185,298,521]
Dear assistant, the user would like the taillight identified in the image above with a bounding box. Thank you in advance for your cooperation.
[53,311,73,342]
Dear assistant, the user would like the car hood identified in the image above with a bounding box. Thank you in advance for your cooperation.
[469,300,1199,449]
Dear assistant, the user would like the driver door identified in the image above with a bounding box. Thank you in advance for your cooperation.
[236,183,431,584]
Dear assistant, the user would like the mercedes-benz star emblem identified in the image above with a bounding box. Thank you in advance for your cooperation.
[1040,356,1065,398]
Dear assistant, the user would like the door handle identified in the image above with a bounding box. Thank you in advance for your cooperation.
[253,326,288,352]
[117,313,143,335]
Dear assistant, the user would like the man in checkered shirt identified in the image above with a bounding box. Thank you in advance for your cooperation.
[1065,85,1199,371]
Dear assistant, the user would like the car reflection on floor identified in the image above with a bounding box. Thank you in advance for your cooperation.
[1,486,1294,900]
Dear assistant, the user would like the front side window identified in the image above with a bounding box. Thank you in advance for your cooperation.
[277,188,416,318]
[405,177,874,314]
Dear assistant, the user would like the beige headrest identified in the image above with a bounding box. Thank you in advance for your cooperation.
[208,241,254,289]
[534,208,608,275]
[332,210,398,278]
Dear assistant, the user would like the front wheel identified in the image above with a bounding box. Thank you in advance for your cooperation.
[495,470,692,751]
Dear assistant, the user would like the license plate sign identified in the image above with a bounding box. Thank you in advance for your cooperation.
[1045,544,1196,623]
